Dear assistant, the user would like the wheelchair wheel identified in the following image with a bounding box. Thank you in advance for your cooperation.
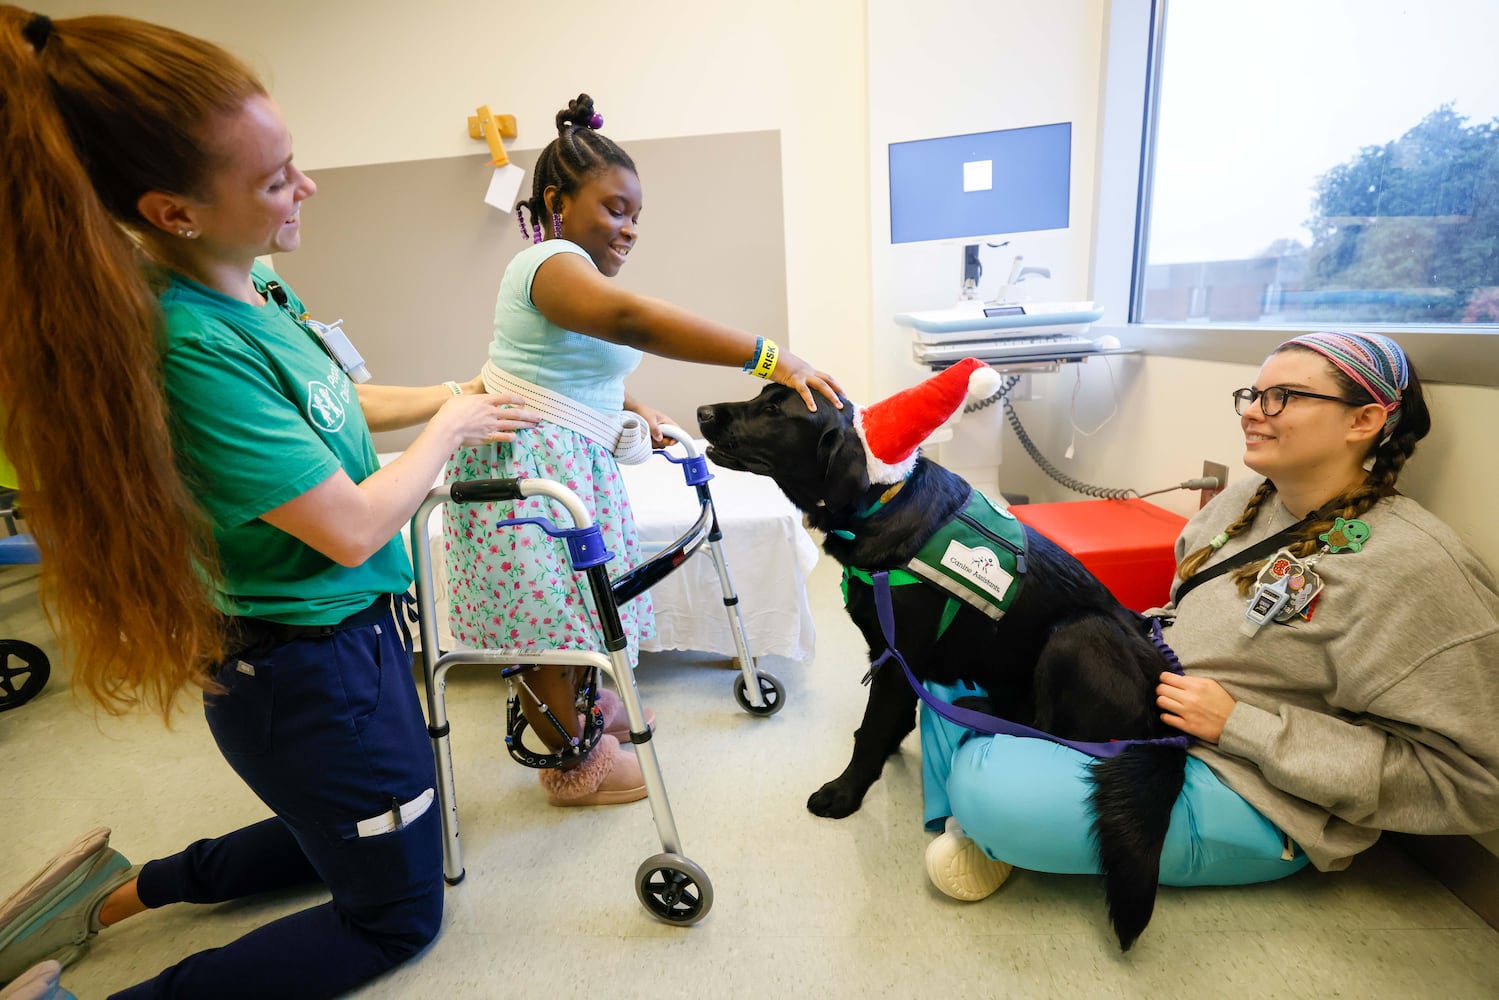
[732,670,785,716]
[0,639,51,712]
[635,853,713,926]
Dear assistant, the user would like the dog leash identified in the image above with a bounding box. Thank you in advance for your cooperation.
[868,570,1194,759]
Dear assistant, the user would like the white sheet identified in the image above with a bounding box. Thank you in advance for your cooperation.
[624,446,819,661]
[384,446,818,663]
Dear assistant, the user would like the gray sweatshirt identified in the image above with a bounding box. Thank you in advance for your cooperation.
[1166,476,1499,870]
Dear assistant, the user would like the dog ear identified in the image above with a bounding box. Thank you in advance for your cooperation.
[818,423,869,512]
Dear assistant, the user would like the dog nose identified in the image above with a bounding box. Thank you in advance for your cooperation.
[696,404,717,430]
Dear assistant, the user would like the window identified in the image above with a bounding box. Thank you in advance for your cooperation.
[1094,1,1499,384]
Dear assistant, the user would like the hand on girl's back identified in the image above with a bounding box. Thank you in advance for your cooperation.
[445,392,542,446]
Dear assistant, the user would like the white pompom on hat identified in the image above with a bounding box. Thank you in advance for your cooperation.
[853,357,1002,483]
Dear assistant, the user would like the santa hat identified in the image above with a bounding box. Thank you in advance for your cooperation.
[854,357,1002,483]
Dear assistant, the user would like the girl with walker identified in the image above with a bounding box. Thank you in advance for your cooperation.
[446,93,843,807]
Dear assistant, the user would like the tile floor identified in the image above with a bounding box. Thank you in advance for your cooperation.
[4,558,1498,999]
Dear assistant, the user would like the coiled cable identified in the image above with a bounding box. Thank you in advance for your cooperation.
[961,375,1138,499]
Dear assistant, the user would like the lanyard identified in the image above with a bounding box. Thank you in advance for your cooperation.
[262,280,371,383]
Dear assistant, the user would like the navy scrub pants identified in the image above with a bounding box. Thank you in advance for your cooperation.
[110,604,443,999]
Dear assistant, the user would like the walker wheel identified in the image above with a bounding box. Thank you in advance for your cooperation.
[635,853,713,926]
[733,670,785,716]
[0,639,50,712]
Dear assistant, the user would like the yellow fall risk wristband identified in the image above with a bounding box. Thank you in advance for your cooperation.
[746,338,779,380]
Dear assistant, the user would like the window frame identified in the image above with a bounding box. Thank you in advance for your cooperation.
[1090,0,1499,387]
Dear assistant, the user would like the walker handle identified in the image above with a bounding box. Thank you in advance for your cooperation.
[450,478,526,504]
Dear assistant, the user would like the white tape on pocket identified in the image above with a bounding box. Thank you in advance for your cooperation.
[354,787,435,838]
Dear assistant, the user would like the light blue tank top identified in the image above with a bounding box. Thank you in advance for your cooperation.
[488,240,642,411]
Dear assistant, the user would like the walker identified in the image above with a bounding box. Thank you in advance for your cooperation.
[409,427,784,925]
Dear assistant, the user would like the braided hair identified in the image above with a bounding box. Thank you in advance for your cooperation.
[1177,340,1431,594]
[515,93,636,242]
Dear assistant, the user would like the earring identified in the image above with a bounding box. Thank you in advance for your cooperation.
[177,228,195,239]
[552,212,563,239]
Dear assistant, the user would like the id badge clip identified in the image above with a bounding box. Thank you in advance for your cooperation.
[264,279,372,383]
[1242,576,1293,636]
[306,318,372,384]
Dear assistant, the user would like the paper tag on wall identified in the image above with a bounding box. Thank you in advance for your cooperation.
[484,163,526,211]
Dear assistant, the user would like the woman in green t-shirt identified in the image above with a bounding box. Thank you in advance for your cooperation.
[0,9,542,997]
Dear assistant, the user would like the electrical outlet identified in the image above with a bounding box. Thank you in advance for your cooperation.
[1201,461,1228,508]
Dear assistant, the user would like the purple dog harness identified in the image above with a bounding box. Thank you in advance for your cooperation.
[868,570,1194,758]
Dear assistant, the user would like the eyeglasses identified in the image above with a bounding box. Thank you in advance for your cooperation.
[1231,385,1357,417]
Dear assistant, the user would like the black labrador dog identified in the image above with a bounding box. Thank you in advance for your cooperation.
[698,383,1188,951]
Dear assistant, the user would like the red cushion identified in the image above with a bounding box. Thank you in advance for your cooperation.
[1009,499,1186,613]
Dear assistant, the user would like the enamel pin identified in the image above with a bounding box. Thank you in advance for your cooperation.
[1320,517,1371,553]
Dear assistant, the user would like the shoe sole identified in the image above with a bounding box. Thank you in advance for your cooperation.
[546,784,648,806]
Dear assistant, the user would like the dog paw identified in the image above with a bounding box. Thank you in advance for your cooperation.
[807,781,863,818]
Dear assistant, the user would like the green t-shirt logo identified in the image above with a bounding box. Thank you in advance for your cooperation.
[307,380,346,433]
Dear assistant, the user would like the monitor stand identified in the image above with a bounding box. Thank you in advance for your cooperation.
[960,244,982,300]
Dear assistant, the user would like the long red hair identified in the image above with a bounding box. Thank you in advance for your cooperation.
[0,8,267,719]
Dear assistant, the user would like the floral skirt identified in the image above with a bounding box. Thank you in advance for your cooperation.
[443,424,655,667]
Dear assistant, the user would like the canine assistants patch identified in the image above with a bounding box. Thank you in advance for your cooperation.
[908,490,1025,620]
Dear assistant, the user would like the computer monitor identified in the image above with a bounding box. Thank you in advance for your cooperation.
[888,122,1071,246]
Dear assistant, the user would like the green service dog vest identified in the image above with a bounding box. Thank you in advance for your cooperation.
[842,489,1027,634]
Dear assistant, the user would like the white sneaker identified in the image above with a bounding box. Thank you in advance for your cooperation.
[924,817,1012,901]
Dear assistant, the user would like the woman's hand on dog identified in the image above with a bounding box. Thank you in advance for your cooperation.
[772,349,844,412]
[1156,672,1235,743]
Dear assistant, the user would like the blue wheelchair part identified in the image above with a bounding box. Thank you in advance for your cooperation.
[0,533,40,565]
[485,515,613,572]
[653,449,713,487]
[0,492,50,711]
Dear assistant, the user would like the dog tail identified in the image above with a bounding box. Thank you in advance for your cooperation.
[1088,743,1188,952]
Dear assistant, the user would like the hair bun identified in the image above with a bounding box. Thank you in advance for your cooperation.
[556,93,600,133]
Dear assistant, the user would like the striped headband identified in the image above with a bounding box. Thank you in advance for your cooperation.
[1280,331,1408,435]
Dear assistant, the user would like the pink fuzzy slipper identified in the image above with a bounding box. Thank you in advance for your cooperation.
[538,734,647,806]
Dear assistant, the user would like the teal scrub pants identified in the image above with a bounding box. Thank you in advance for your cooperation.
[921,682,1310,886]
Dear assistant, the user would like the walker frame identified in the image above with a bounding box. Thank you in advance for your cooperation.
[409,428,783,925]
